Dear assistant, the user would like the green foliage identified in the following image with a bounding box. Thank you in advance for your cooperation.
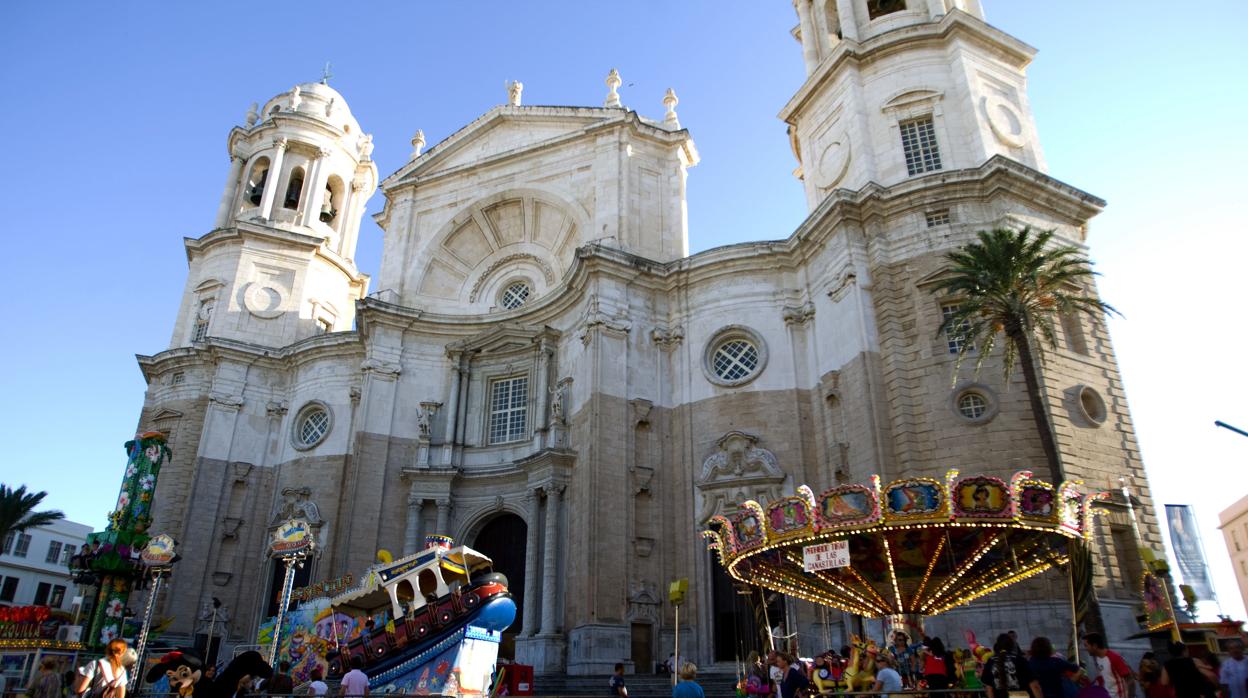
[0,483,65,544]
[933,226,1119,381]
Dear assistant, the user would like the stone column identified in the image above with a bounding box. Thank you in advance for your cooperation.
[434,498,452,537]
[341,178,366,260]
[259,138,287,220]
[534,340,552,437]
[522,490,541,636]
[835,0,860,42]
[404,495,425,556]
[795,0,819,74]
[539,485,563,635]
[213,154,245,229]
[301,148,331,227]
[442,361,462,465]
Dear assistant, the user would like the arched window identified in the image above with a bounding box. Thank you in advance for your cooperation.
[322,175,344,227]
[244,157,270,208]
[866,0,906,20]
[284,166,305,210]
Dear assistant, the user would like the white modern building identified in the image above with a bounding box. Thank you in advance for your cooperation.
[0,519,92,611]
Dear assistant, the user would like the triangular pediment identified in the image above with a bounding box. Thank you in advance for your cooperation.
[446,322,561,358]
[151,408,184,421]
[386,106,628,187]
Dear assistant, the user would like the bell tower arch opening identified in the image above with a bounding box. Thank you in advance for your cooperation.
[471,513,528,658]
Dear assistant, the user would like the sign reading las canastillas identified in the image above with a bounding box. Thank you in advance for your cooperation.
[803,541,850,572]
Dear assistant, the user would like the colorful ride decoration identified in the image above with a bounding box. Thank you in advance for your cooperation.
[258,535,515,697]
[82,432,172,647]
[703,470,1107,618]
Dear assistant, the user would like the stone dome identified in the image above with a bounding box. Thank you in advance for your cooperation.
[257,81,362,137]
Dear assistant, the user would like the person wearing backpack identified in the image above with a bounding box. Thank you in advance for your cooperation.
[74,639,129,698]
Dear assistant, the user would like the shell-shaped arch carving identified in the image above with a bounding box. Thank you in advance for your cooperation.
[415,188,588,309]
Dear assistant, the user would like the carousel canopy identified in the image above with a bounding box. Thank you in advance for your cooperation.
[703,470,1106,618]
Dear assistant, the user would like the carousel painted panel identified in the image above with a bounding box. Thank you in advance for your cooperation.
[882,477,947,522]
[816,484,880,530]
[951,475,1010,519]
[766,496,814,541]
[1011,471,1059,524]
[730,501,767,553]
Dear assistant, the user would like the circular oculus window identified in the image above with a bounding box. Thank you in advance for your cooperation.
[702,326,768,387]
[292,402,332,450]
[1076,385,1107,426]
[500,280,531,310]
[950,383,998,425]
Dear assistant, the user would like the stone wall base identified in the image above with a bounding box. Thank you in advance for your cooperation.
[516,635,568,673]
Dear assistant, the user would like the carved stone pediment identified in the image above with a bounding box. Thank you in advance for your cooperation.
[447,323,560,359]
[627,580,660,623]
[699,431,784,483]
[271,487,324,527]
[695,431,788,522]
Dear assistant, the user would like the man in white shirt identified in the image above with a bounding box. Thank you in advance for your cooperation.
[307,667,329,697]
[340,657,369,697]
[1221,640,1248,698]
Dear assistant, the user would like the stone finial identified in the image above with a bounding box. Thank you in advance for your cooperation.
[245,102,259,126]
[663,88,680,128]
[411,129,426,158]
[289,85,302,112]
[506,80,523,106]
[604,68,622,108]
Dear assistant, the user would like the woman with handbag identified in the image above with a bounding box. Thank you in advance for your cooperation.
[74,639,128,698]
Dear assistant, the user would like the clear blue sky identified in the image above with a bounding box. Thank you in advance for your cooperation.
[2,2,1245,620]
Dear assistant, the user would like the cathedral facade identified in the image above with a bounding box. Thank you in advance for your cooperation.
[135,1,1162,674]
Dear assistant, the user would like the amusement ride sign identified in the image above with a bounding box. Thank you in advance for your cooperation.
[270,519,314,555]
[803,540,850,571]
[140,533,178,567]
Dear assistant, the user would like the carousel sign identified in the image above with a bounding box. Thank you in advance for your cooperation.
[803,541,850,572]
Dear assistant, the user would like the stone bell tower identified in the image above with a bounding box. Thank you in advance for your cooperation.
[169,81,377,349]
[783,0,1046,210]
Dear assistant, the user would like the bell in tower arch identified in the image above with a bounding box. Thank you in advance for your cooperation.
[319,185,337,223]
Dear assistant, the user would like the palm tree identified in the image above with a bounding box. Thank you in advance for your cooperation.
[934,226,1119,485]
[0,484,65,548]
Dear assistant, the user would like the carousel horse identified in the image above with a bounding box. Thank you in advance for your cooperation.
[843,635,878,692]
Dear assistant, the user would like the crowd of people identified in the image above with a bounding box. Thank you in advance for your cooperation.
[693,632,1248,698]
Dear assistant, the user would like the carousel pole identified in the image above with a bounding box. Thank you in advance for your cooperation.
[1067,561,1080,665]
[129,569,164,692]
[269,555,297,666]
[131,534,179,692]
[267,519,316,667]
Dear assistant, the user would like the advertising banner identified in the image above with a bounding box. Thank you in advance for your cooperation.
[1164,504,1216,600]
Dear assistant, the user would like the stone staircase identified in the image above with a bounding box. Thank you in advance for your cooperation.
[531,672,739,698]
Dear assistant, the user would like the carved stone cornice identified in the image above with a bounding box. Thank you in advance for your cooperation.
[782,301,816,326]
[360,357,401,379]
[209,392,245,410]
[650,325,684,349]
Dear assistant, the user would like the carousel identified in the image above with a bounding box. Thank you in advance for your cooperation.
[703,470,1105,627]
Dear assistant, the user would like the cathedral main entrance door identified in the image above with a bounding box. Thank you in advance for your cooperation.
[472,513,527,659]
